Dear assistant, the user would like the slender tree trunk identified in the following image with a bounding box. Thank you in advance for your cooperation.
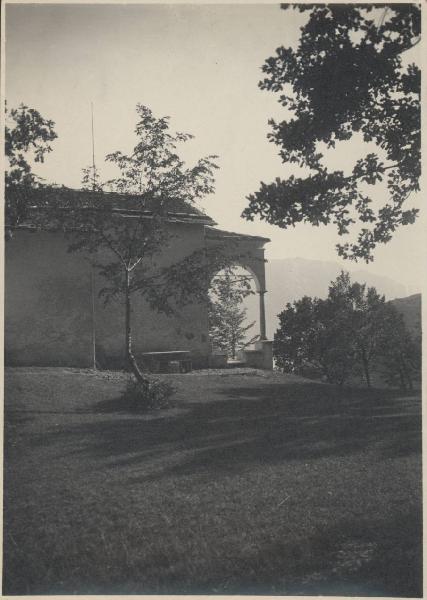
[125,269,149,387]
[231,331,236,360]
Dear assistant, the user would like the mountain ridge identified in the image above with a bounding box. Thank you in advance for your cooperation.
[243,257,415,338]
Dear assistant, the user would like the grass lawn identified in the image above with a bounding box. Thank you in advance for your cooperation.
[3,367,422,596]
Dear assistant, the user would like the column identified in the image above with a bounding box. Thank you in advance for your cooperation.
[258,290,267,340]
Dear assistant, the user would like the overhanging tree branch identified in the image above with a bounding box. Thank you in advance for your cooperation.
[244,4,420,262]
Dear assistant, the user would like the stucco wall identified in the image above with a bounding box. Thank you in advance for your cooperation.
[5,223,211,368]
[5,231,94,366]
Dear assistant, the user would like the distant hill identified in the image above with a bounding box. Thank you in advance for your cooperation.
[244,257,410,338]
[390,294,422,339]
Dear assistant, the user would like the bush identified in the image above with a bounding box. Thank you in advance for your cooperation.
[123,378,176,411]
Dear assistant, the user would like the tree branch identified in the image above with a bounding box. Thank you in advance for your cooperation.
[129,256,143,272]
[99,230,127,266]
[400,36,421,54]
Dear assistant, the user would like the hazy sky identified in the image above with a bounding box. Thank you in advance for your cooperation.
[5,3,424,292]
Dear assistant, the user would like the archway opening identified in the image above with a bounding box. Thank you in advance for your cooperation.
[208,265,259,361]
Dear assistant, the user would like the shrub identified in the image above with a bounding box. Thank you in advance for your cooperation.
[123,378,176,411]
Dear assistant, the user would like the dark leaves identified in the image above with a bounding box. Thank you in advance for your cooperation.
[274,270,420,387]
[5,103,57,228]
[245,4,421,261]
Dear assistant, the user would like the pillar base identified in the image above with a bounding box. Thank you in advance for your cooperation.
[255,339,273,370]
[241,340,273,370]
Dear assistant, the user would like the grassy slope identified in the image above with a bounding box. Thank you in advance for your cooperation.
[3,368,422,596]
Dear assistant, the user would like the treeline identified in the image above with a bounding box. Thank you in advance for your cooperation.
[274,272,421,389]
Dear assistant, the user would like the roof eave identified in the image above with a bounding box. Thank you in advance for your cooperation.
[205,225,270,243]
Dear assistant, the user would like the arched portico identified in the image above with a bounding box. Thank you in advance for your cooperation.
[230,262,268,341]
[205,226,272,368]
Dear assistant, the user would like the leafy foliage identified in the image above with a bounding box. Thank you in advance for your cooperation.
[81,164,103,192]
[274,271,420,388]
[274,291,355,385]
[208,267,258,359]
[123,377,176,411]
[104,104,218,200]
[243,4,421,261]
[327,272,392,386]
[5,103,57,228]
[377,305,421,390]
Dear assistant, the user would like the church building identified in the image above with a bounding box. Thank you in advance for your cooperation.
[5,187,272,370]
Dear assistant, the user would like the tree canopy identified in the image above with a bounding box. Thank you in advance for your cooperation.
[243,4,421,262]
[5,103,57,228]
[274,271,420,388]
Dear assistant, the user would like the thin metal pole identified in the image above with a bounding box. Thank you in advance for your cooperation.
[90,103,97,368]
[91,101,96,191]
[91,268,97,370]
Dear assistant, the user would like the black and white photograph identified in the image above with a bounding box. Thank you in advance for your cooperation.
[2,1,423,596]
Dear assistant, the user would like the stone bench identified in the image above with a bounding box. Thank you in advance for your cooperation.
[141,351,192,373]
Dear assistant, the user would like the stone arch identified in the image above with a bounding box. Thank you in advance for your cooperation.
[208,264,259,359]
[205,226,270,342]
[230,261,262,293]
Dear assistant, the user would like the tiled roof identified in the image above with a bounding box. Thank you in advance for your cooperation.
[6,185,216,225]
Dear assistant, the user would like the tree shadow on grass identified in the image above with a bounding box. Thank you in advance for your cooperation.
[4,378,422,597]
[23,380,422,476]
